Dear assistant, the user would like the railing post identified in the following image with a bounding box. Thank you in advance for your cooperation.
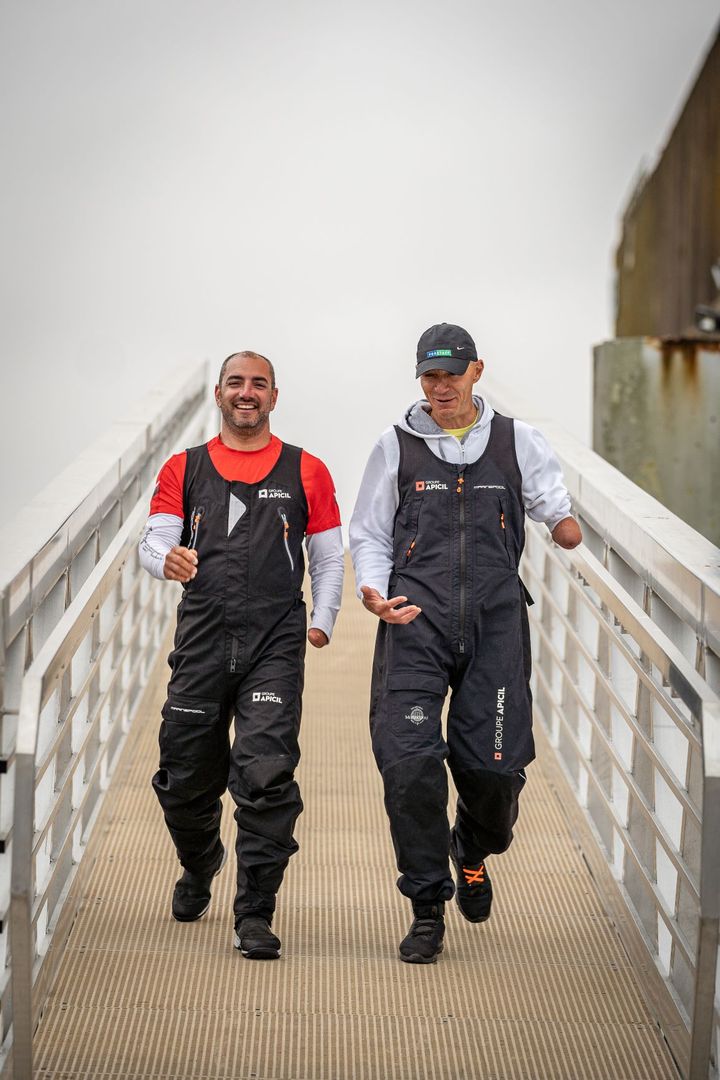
[689,723,720,1079]
[10,675,42,1080]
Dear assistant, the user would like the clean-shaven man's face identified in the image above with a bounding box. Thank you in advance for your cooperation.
[420,360,484,429]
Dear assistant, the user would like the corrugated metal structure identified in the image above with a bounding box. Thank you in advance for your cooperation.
[614,27,720,338]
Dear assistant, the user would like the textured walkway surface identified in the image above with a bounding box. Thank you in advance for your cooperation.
[33,570,678,1079]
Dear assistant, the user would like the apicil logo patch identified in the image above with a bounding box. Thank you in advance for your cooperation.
[253,690,283,704]
[415,480,448,492]
[426,349,453,358]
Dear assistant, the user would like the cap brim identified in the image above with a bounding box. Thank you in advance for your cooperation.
[415,357,472,378]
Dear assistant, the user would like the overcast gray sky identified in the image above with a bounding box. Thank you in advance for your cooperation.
[1,1,718,528]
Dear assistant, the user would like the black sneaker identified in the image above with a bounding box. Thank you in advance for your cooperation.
[398,902,445,964]
[171,845,227,923]
[450,838,493,923]
[234,916,281,960]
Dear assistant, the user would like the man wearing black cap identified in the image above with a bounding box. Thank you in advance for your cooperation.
[349,323,581,964]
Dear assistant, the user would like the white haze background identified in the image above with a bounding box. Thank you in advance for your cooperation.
[1,1,718,529]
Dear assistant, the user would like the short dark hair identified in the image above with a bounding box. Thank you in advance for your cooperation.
[218,351,276,388]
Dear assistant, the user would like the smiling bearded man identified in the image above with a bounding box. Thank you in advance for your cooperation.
[139,351,344,959]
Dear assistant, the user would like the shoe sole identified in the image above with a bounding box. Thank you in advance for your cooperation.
[455,891,491,923]
[399,943,444,965]
[171,847,228,923]
[456,907,491,924]
[172,901,211,924]
[233,933,281,960]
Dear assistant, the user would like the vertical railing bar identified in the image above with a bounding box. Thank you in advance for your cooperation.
[688,722,720,1078]
[10,673,42,1080]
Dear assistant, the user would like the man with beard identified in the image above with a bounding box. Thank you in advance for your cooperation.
[139,351,343,959]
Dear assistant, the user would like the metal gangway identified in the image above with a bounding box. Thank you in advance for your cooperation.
[0,363,717,1079]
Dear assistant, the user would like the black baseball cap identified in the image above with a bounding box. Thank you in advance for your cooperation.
[415,323,478,377]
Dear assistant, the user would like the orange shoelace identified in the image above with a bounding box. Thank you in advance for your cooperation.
[462,865,486,886]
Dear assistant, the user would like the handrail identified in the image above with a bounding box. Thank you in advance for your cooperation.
[520,511,719,1079]
[4,373,214,1078]
[482,372,720,669]
[11,492,153,1077]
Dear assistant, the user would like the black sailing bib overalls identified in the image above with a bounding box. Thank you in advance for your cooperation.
[152,442,309,925]
[369,414,535,903]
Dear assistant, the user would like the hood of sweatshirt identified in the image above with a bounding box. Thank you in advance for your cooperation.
[395,395,495,464]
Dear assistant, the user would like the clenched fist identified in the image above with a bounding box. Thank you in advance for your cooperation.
[163,546,198,583]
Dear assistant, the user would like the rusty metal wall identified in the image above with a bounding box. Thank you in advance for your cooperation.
[615,29,720,337]
[593,337,720,546]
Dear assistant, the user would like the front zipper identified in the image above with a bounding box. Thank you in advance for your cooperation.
[457,465,466,653]
[499,502,512,567]
[229,635,239,674]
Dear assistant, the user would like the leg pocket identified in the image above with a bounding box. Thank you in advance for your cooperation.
[386,672,446,744]
[159,696,229,796]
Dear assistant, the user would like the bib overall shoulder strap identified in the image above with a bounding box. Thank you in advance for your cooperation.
[180,443,215,546]
[277,441,303,469]
[394,425,436,490]
[182,442,218,505]
[485,413,523,508]
[272,441,308,514]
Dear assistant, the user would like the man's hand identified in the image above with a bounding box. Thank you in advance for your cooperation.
[551,516,582,550]
[360,586,422,624]
[308,628,329,649]
[163,546,198,582]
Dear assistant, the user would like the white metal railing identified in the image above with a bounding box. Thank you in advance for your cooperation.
[10,487,176,1078]
[484,374,720,1080]
[0,362,213,1077]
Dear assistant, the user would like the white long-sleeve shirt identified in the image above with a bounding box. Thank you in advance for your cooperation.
[139,515,344,641]
[349,396,572,598]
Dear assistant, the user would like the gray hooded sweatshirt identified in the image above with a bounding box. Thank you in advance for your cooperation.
[349,395,572,598]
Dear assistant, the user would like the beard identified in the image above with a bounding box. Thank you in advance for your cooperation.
[220,397,271,434]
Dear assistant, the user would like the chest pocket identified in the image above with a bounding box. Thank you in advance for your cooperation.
[394,493,423,569]
[473,490,515,569]
[181,499,225,593]
[276,503,296,572]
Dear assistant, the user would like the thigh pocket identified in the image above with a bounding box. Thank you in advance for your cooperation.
[159,697,227,793]
[386,672,446,743]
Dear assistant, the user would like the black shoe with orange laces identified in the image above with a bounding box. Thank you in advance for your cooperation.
[450,838,493,923]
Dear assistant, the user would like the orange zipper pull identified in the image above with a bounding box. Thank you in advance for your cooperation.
[406,540,416,559]
[500,512,505,529]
